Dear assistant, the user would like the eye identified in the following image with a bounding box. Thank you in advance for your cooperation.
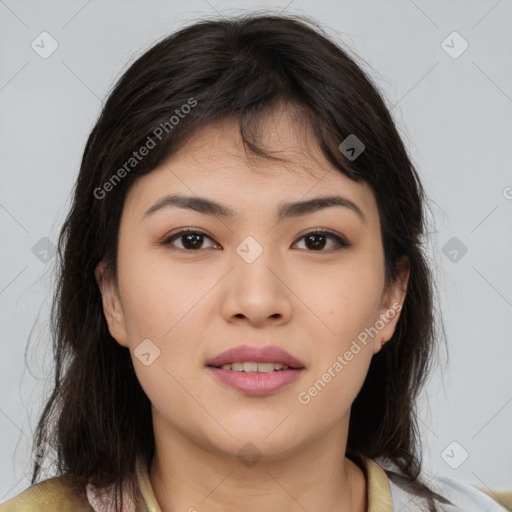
[293,230,350,252]
[162,229,219,251]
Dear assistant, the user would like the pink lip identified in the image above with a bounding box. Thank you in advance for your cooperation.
[205,345,305,368]
[207,367,305,395]
[205,345,306,396]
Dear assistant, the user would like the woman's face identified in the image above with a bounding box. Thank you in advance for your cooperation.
[95,107,408,460]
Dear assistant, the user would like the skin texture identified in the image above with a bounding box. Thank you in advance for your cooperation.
[95,104,409,512]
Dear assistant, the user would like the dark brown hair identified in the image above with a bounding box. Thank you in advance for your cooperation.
[29,12,450,511]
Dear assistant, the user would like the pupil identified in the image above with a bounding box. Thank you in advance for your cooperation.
[183,233,202,250]
[306,234,326,250]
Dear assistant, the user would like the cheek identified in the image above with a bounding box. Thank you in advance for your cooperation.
[299,256,384,413]
[117,251,211,402]
[297,306,376,418]
[117,244,206,340]
[300,254,385,342]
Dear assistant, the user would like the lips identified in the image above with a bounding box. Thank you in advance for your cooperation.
[205,345,305,369]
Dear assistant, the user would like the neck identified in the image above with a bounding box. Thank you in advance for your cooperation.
[148,415,367,512]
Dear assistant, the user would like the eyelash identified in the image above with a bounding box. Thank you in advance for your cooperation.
[161,228,351,253]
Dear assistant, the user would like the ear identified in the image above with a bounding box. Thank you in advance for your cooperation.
[94,261,129,347]
[373,256,410,354]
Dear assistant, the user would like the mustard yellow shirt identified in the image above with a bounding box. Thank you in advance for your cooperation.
[0,455,392,512]
[0,455,506,511]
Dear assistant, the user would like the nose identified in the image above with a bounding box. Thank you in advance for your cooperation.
[220,247,293,328]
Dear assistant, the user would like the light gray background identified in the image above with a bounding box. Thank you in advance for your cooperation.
[1,0,511,504]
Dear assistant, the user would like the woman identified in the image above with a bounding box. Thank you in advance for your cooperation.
[0,12,506,512]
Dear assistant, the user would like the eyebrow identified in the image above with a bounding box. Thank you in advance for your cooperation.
[143,193,366,223]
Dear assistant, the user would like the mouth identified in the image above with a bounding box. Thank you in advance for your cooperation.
[205,344,306,369]
[205,345,306,395]
[208,361,301,372]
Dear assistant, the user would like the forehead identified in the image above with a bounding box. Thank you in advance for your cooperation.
[123,106,378,222]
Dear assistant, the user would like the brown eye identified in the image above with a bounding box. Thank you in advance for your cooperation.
[294,230,350,252]
[163,230,218,251]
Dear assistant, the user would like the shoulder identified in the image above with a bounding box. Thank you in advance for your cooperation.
[380,461,508,512]
[0,474,92,512]
[426,473,509,512]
